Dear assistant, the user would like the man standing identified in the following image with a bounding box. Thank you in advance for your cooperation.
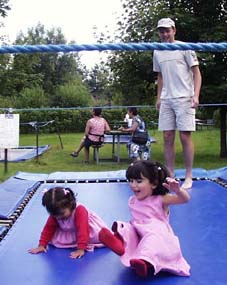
[153,18,202,189]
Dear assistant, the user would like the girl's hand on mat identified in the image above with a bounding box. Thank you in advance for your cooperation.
[70,249,85,259]
[28,245,47,254]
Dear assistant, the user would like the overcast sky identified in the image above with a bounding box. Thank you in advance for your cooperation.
[2,0,123,68]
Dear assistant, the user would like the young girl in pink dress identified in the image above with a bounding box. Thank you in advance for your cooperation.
[29,187,107,259]
[99,160,191,277]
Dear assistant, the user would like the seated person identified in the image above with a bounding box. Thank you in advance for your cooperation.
[124,112,133,127]
[119,107,151,161]
[71,108,110,162]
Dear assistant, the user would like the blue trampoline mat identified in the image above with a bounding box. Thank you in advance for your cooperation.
[0,145,50,162]
[1,166,225,220]
[0,179,227,285]
[0,176,40,217]
[12,166,227,181]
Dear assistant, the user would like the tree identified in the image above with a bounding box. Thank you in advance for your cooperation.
[15,87,50,108]
[12,23,80,96]
[52,79,92,108]
[0,0,10,17]
[106,0,163,105]
[0,0,10,42]
[0,23,93,108]
[85,63,114,105]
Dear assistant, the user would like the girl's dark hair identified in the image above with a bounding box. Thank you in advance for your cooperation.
[93,107,102,116]
[42,187,76,216]
[128,107,137,116]
[126,160,170,195]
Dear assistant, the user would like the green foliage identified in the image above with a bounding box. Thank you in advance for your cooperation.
[0,23,86,102]
[0,95,15,108]
[0,0,10,18]
[51,79,92,107]
[18,110,87,134]
[112,91,124,105]
[17,108,158,134]
[109,52,156,105]
[15,87,50,108]
[84,63,114,105]
[12,24,81,95]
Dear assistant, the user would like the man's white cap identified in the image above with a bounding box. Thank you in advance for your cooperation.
[157,18,175,28]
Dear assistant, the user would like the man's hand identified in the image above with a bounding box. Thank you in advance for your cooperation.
[155,98,161,110]
[192,96,199,108]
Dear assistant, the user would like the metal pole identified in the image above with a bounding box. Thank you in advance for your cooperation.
[55,123,64,149]
[35,123,39,163]
[4,148,8,174]
[220,107,227,157]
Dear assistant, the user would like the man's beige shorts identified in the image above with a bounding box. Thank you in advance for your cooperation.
[158,97,196,131]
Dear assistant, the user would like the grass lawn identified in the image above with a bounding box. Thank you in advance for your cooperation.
[0,128,226,182]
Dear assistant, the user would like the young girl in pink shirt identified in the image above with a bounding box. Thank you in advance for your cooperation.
[99,160,191,277]
[29,187,106,258]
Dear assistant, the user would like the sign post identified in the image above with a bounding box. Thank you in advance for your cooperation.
[0,113,19,174]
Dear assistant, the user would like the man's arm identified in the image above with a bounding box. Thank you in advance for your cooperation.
[156,72,163,110]
[191,65,202,108]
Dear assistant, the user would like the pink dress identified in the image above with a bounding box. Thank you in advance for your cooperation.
[50,205,107,251]
[115,195,190,276]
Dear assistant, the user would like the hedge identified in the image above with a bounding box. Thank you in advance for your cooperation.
[5,108,159,134]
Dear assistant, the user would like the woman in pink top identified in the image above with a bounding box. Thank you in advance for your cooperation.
[71,108,110,162]
[99,160,191,278]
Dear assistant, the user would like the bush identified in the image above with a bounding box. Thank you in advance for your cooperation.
[15,87,49,108]
[51,80,92,107]
[0,96,16,108]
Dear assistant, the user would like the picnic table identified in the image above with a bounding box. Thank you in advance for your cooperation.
[104,130,131,163]
[104,131,156,163]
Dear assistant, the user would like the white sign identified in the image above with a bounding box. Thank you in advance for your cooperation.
[0,114,19,148]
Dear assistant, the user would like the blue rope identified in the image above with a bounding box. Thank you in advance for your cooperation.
[0,42,227,54]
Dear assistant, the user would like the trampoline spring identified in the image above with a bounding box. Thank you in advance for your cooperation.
[17,207,24,211]
[9,216,17,222]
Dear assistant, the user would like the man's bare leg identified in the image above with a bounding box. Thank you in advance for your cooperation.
[180,131,194,189]
[163,130,176,178]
